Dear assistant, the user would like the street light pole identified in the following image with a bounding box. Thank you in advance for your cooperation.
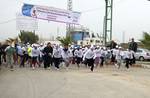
[66,0,73,36]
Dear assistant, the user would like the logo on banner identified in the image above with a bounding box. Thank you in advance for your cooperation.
[31,8,37,18]
[22,4,34,17]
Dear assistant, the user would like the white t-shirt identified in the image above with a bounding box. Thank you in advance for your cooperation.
[74,49,83,58]
[61,49,72,59]
[83,49,95,60]
[32,48,40,57]
[124,50,133,59]
[94,49,101,58]
[53,48,62,58]
[115,50,123,60]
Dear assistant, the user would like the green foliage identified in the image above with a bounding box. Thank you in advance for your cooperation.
[140,32,150,50]
[91,33,96,38]
[5,37,18,44]
[57,36,72,46]
[19,31,39,44]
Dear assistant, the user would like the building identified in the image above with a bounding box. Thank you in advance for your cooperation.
[77,37,104,46]
[44,40,61,45]
[69,25,90,43]
[70,31,90,42]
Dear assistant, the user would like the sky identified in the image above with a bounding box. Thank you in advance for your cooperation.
[0,0,150,43]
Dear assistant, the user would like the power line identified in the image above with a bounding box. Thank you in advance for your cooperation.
[0,0,128,25]
[81,7,104,13]
[0,18,16,25]
[81,0,128,13]
[0,17,37,25]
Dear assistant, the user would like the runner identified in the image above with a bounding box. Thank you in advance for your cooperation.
[83,47,95,72]
[53,45,62,70]
[115,47,123,69]
[0,43,2,70]
[61,45,71,70]
[43,42,53,69]
[94,46,101,68]
[5,44,16,71]
[74,47,83,68]
[31,45,40,69]
[100,47,105,67]
[124,49,133,70]
[27,44,33,67]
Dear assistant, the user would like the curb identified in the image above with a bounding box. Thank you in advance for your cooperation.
[141,64,150,69]
[132,64,150,69]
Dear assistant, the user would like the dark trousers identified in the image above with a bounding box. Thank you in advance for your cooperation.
[53,58,60,69]
[100,57,104,67]
[111,55,116,63]
[43,55,52,68]
[0,54,1,66]
[76,57,82,68]
[38,56,43,67]
[132,55,136,64]
[32,56,38,67]
[25,54,28,62]
[125,58,132,69]
[84,58,88,67]
[72,57,76,64]
[28,56,32,67]
[87,58,94,71]
[20,55,26,67]
[2,53,6,63]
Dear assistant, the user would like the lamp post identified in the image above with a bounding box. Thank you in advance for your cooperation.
[66,0,73,36]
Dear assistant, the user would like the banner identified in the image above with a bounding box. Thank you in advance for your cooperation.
[22,3,81,24]
[16,13,38,31]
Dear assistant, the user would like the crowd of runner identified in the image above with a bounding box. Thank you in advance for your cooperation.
[0,41,136,71]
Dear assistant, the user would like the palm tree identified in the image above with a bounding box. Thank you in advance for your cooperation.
[140,32,150,50]
[5,37,19,45]
[57,36,72,46]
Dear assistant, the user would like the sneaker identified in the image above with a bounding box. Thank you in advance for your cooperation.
[115,64,118,68]
[54,67,59,70]
[32,67,35,70]
[10,68,14,71]
[48,67,51,70]
[57,68,59,71]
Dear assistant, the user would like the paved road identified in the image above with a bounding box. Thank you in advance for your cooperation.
[0,66,150,98]
[137,61,150,64]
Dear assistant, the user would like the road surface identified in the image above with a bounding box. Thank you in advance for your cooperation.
[0,65,150,98]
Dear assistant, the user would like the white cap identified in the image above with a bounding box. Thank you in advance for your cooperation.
[119,47,122,49]
[96,46,100,48]
[116,45,119,48]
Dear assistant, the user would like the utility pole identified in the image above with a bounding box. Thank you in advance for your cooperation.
[66,0,73,36]
[122,31,125,43]
[103,16,106,46]
[57,27,59,36]
[104,0,113,45]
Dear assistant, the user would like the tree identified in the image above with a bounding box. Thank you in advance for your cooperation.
[19,31,39,44]
[96,33,100,38]
[5,37,19,45]
[140,32,150,50]
[91,33,96,38]
[57,36,72,46]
